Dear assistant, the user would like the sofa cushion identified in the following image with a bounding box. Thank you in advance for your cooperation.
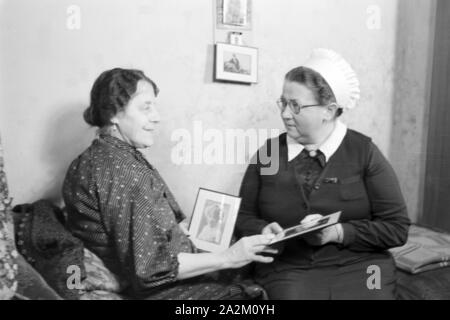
[397,268,450,300]
[13,200,86,299]
[15,254,61,300]
[81,248,126,294]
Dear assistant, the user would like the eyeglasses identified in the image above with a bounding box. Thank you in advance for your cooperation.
[276,98,322,114]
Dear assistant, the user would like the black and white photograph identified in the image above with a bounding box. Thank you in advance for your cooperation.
[1,0,450,307]
[216,0,252,30]
[269,211,342,244]
[215,43,258,83]
[223,52,250,75]
[188,188,240,253]
[196,200,230,245]
[223,0,248,26]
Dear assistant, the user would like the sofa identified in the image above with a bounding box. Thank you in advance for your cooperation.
[2,132,450,300]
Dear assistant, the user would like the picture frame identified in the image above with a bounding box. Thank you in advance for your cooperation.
[214,42,258,84]
[216,0,252,30]
[188,188,241,253]
[269,211,342,244]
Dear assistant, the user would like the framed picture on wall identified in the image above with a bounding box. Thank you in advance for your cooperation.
[214,42,258,84]
[188,188,241,253]
[216,0,252,30]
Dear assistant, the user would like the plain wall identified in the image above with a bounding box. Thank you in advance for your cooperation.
[0,0,435,221]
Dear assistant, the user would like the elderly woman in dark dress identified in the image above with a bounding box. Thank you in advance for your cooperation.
[235,49,411,300]
[62,68,275,299]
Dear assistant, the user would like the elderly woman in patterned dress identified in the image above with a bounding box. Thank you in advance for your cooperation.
[62,68,275,299]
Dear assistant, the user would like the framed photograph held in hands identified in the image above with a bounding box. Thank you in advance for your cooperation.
[269,211,342,244]
[188,188,241,252]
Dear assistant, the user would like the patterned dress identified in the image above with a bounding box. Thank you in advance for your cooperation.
[63,134,257,299]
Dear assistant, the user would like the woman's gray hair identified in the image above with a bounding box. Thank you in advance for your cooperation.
[285,66,342,117]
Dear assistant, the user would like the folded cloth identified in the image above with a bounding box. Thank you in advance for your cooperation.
[390,224,450,274]
[13,200,86,299]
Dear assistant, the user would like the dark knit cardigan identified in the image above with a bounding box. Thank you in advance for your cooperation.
[236,130,411,268]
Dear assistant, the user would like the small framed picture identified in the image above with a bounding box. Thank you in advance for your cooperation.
[188,188,241,252]
[216,0,252,30]
[214,42,258,84]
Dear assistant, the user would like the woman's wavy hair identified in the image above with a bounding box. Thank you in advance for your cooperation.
[285,66,342,117]
[84,68,159,127]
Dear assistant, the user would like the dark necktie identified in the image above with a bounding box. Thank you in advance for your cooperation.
[292,149,324,199]
[302,149,326,168]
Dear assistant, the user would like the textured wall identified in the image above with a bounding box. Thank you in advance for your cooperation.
[0,0,434,221]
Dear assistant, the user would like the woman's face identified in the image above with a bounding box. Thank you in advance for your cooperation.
[112,80,160,148]
[281,81,327,144]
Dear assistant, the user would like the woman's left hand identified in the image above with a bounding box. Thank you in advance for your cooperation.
[300,214,343,246]
[179,220,190,237]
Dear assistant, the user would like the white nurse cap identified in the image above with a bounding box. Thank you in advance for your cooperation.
[302,49,360,110]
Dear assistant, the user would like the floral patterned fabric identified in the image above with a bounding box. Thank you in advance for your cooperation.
[81,248,126,294]
[0,209,17,300]
[0,133,19,300]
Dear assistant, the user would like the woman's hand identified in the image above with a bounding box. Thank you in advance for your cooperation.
[220,234,277,269]
[177,234,276,280]
[261,222,285,255]
[301,214,344,246]
[178,220,190,237]
[262,222,283,235]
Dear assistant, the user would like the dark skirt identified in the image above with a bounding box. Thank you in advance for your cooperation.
[254,254,397,300]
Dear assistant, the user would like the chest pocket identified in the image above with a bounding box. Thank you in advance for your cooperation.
[339,175,366,200]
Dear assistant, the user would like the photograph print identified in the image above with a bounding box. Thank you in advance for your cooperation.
[188,188,241,252]
[215,43,258,84]
[223,0,248,26]
[196,200,230,245]
[215,0,252,30]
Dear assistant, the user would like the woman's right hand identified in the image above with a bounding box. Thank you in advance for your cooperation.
[220,234,277,269]
[261,222,285,255]
[262,222,283,236]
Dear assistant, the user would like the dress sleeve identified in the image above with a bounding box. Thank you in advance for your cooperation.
[235,160,269,237]
[98,169,182,296]
[340,142,411,251]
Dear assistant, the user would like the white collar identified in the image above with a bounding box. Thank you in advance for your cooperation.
[286,120,347,162]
